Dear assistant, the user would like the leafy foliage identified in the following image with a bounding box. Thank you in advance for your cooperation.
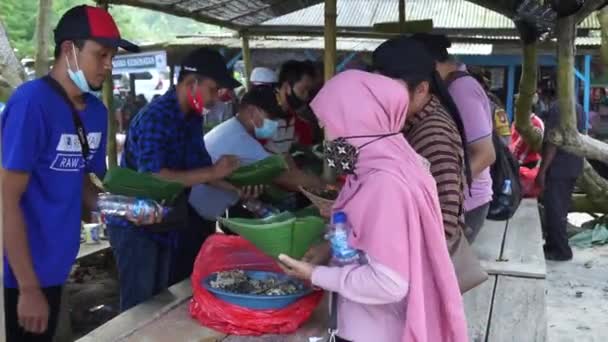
[1,0,226,59]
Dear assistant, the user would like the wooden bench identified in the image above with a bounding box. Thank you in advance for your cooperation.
[79,199,547,342]
[464,199,547,342]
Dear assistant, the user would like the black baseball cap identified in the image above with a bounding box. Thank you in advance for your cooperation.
[410,33,452,62]
[372,36,436,79]
[54,5,139,53]
[179,48,241,89]
[240,86,284,119]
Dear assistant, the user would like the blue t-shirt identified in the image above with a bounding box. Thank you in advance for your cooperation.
[2,79,108,288]
[204,117,270,165]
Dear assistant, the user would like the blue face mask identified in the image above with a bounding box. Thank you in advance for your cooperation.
[254,118,279,139]
[66,46,100,97]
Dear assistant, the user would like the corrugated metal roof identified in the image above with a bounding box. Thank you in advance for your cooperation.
[262,0,600,30]
[106,0,323,28]
[106,0,601,30]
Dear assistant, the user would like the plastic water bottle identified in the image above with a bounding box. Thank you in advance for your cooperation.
[97,194,165,225]
[498,179,512,208]
[242,199,279,219]
[329,212,360,265]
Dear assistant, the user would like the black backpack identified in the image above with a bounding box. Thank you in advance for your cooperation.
[445,71,522,221]
[486,131,522,220]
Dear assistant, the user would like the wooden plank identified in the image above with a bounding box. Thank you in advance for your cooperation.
[498,199,546,279]
[77,241,110,260]
[77,280,193,342]
[463,276,496,342]
[488,276,547,342]
[222,295,329,342]
[471,218,506,264]
[122,301,226,342]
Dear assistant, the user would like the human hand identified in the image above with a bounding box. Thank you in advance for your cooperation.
[213,155,240,179]
[535,169,546,190]
[302,241,331,266]
[239,185,265,200]
[278,254,315,281]
[18,288,50,334]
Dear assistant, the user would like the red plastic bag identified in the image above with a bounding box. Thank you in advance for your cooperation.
[189,234,323,336]
[520,166,541,198]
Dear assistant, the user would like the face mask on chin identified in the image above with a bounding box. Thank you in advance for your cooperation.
[66,45,100,97]
[187,81,205,115]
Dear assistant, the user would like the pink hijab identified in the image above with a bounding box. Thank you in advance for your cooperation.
[311,70,468,342]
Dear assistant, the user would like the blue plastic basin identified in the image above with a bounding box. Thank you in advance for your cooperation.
[203,270,312,310]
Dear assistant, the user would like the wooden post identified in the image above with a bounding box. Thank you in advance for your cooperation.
[241,33,252,90]
[103,77,117,168]
[322,0,338,182]
[323,0,337,82]
[399,0,406,32]
[101,1,117,168]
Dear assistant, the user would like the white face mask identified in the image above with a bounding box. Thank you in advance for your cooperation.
[66,45,100,97]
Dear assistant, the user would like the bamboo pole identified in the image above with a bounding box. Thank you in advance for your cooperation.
[322,0,338,182]
[399,0,406,32]
[101,2,117,168]
[323,0,337,82]
[241,33,252,90]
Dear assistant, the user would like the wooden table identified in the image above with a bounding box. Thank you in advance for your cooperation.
[79,200,547,342]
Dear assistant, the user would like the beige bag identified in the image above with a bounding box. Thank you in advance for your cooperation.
[449,230,488,294]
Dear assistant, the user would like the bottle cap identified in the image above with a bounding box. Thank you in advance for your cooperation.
[333,211,347,224]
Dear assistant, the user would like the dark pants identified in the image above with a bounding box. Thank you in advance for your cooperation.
[465,202,490,243]
[107,226,171,312]
[168,219,216,285]
[5,286,62,342]
[541,176,576,258]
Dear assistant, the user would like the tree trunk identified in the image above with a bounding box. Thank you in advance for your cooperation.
[598,7,608,68]
[514,41,543,151]
[0,19,26,94]
[34,0,53,78]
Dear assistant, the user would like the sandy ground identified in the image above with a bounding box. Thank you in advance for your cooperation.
[546,213,608,342]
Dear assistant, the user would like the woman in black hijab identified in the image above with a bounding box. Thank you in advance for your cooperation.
[372,37,472,253]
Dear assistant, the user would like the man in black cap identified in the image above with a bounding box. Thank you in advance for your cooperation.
[1,5,137,341]
[106,47,243,312]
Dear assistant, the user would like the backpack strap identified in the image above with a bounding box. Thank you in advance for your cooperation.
[444,70,471,88]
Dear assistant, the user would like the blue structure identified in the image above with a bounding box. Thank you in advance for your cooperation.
[458,54,593,122]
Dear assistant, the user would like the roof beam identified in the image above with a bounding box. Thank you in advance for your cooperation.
[101,0,244,30]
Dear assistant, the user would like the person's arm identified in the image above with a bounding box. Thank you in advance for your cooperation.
[312,261,408,305]
[468,137,496,177]
[82,175,102,222]
[274,167,324,192]
[2,170,40,292]
[449,78,496,178]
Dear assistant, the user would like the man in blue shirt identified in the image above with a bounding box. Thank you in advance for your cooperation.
[1,6,138,341]
[108,48,241,312]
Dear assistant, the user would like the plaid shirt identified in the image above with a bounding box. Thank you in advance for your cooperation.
[122,87,212,172]
[107,88,212,232]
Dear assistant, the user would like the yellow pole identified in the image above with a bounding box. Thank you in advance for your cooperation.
[241,33,252,90]
[324,0,337,82]
[399,0,406,32]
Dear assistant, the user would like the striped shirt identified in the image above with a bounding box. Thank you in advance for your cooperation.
[403,96,466,247]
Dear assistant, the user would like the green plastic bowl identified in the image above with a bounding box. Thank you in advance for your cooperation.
[219,215,326,259]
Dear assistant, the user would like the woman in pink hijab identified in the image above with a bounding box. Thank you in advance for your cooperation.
[279,70,467,342]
